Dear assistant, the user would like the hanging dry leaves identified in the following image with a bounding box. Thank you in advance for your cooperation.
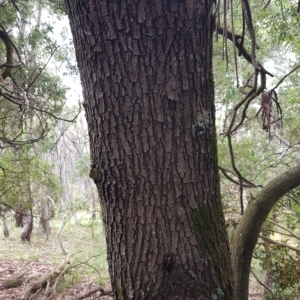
[260,89,283,139]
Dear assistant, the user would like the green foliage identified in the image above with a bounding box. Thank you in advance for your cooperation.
[215,0,300,296]
[0,147,62,209]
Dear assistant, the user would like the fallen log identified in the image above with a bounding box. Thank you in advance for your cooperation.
[1,278,23,288]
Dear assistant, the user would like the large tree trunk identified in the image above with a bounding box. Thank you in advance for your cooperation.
[65,1,235,299]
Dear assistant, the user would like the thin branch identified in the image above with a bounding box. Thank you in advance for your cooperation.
[272,64,300,91]
[230,0,239,86]
[285,193,300,206]
[259,235,300,254]
[217,26,273,77]
[219,166,261,188]
[0,88,81,123]
[26,46,59,93]
[250,269,277,299]
[241,0,258,69]
[266,219,300,240]
[263,0,272,11]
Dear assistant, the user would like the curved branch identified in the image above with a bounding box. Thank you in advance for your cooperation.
[231,163,300,300]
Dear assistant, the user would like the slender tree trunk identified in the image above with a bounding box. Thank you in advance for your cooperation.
[21,209,33,242]
[0,209,9,237]
[40,200,50,238]
[65,1,235,299]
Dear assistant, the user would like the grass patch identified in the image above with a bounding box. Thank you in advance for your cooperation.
[0,210,110,291]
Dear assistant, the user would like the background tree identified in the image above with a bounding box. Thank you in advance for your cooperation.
[0,0,79,240]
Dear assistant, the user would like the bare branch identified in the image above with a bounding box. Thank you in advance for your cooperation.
[259,235,300,254]
[272,64,300,91]
[250,269,277,299]
[266,219,300,240]
[219,166,261,188]
[263,0,272,11]
[217,26,273,77]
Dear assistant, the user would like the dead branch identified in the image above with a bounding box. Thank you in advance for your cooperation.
[75,287,113,300]
[44,257,72,299]
[21,255,71,300]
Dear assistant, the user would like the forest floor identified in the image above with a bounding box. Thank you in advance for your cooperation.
[0,211,262,300]
[0,211,112,299]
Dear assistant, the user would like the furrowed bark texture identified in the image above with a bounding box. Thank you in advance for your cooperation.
[65,1,235,299]
[231,163,300,300]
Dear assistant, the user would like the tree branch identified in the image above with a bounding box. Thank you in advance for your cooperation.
[266,219,300,240]
[272,64,300,91]
[250,269,277,300]
[231,162,300,299]
[217,26,273,77]
[259,235,300,254]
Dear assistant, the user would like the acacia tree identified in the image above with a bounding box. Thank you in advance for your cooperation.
[65,1,235,299]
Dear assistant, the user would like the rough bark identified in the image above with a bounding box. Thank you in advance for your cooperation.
[65,1,235,299]
[231,163,300,300]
